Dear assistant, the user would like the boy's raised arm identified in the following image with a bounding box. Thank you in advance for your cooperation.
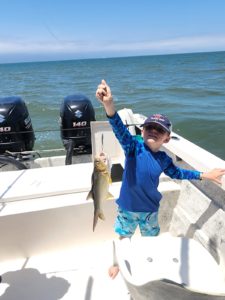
[96,79,116,117]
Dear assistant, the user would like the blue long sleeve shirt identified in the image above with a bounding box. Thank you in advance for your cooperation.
[108,112,201,212]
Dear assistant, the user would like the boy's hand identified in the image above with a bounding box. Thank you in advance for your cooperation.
[96,79,113,103]
[202,168,225,184]
[96,79,115,117]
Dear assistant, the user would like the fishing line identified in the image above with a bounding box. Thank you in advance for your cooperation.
[101,133,104,153]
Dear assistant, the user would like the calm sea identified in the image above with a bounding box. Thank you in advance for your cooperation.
[0,51,224,160]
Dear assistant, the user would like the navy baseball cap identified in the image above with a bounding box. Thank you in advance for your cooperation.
[141,113,172,133]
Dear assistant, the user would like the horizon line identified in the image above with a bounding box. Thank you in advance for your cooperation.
[0,49,225,65]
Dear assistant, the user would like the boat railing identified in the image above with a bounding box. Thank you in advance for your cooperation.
[161,131,225,190]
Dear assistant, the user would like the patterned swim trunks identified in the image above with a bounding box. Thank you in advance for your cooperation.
[114,208,160,238]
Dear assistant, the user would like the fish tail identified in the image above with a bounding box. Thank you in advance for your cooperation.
[93,209,105,231]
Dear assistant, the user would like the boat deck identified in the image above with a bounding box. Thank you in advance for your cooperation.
[0,161,182,299]
[0,241,130,300]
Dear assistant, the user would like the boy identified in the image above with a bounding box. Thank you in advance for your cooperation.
[96,79,225,279]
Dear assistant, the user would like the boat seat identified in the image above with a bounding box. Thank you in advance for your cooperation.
[115,233,225,300]
[0,162,95,202]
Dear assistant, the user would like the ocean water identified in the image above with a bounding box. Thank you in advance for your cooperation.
[0,51,224,160]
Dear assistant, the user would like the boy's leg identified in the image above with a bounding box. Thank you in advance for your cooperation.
[109,209,138,279]
[108,265,120,279]
[114,209,139,238]
[108,236,125,279]
[139,211,160,236]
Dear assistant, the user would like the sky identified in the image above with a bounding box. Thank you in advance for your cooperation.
[0,0,225,63]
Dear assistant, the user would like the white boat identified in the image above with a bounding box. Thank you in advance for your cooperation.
[0,98,225,299]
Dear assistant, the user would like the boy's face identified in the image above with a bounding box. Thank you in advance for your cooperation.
[142,123,170,152]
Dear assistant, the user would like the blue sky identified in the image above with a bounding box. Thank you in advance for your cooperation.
[0,0,225,63]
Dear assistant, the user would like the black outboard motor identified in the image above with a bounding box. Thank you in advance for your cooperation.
[0,96,35,154]
[60,94,96,162]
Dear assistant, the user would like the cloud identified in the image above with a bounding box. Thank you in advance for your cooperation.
[0,34,225,56]
[97,35,225,53]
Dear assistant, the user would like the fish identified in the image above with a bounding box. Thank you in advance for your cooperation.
[86,152,114,231]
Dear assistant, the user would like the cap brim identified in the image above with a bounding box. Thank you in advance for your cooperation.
[141,121,171,133]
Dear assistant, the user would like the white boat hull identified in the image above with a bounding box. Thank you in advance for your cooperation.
[0,108,225,299]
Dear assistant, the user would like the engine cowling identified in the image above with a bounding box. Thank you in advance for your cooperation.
[60,94,96,155]
[0,96,35,154]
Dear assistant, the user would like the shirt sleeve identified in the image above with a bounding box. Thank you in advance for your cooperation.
[107,112,138,156]
[164,160,201,180]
